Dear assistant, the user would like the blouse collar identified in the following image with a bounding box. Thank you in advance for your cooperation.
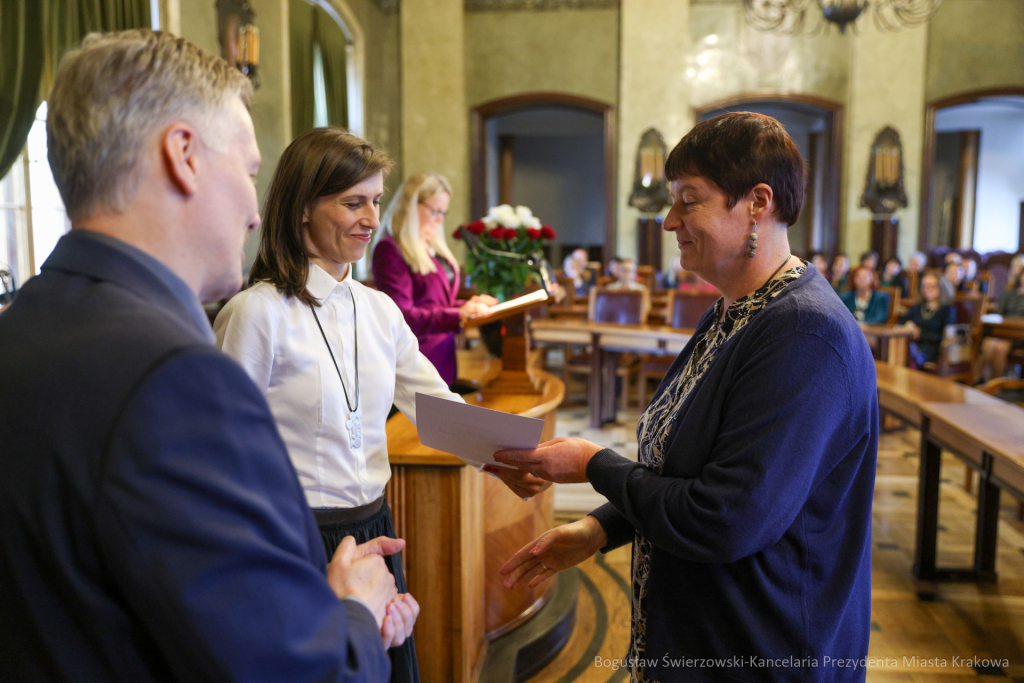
[305,261,353,303]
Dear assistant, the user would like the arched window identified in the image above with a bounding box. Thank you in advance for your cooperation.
[289,0,364,137]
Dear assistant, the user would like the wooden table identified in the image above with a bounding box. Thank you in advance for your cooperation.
[874,362,999,428]
[385,349,565,682]
[530,318,693,427]
[861,323,915,366]
[980,315,1024,342]
[915,401,1024,582]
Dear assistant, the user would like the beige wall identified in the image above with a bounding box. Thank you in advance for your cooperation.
[617,0,690,268]
[926,0,1024,102]
[844,23,928,260]
[463,8,619,108]
[401,0,471,236]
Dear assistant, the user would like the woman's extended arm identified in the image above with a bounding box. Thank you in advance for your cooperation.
[585,332,867,564]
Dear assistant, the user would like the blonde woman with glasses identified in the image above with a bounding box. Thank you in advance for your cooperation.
[372,173,497,387]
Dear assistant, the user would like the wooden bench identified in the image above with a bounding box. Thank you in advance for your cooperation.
[875,362,1024,582]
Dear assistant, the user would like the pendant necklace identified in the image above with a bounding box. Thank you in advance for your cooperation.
[310,288,361,449]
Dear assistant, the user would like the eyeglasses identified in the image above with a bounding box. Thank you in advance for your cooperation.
[419,203,447,220]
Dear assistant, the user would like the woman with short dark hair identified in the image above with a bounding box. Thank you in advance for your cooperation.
[490,112,877,683]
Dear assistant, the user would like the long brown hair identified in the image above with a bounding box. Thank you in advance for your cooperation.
[249,127,393,306]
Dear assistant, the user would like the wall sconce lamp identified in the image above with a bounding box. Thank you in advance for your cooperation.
[217,0,261,89]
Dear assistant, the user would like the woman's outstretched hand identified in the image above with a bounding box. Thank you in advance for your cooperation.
[493,437,604,484]
[500,516,608,589]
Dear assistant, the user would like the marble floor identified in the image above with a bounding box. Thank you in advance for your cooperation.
[534,388,1024,683]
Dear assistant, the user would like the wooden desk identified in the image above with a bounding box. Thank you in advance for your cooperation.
[386,351,565,683]
[914,401,1024,582]
[874,362,999,428]
[861,323,914,366]
[531,319,693,427]
[981,316,1024,342]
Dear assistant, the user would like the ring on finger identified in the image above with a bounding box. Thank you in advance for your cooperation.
[540,562,549,570]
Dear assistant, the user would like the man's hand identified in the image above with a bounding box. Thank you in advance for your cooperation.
[492,437,604,484]
[381,593,420,649]
[326,536,399,628]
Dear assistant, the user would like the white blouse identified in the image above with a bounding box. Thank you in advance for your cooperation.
[214,262,463,508]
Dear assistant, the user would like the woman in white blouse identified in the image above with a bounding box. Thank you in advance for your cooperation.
[215,128,449,683]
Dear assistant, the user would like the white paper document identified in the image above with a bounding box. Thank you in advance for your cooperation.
[415,392,545,468]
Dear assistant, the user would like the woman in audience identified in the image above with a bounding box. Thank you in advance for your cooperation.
[606,257,645,291]
[941,260,964,299]
[831,252,850,292]
[371,173,496,387]
[880,256,908,298]
[900,272,955,367]
[841,265,890,324]
[677,270,718,293]
[809,252,829,280]
[859,250,879,272]
[487,113,877,683]
[976,268,1024,381]
[562,249,593,297]
[606,256,623,280]
[214,129,546,683]
[907,251,928,275]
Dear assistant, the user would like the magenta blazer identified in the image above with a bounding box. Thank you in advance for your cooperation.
[371,236,464,384]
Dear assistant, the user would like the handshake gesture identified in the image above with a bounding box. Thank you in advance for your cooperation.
[327,536,420,649]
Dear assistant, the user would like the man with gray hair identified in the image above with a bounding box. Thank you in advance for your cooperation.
[0,30,406,681]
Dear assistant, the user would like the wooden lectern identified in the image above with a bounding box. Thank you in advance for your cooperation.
[385,290,568,682]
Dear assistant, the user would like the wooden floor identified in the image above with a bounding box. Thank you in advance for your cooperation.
[527,402,1024,682]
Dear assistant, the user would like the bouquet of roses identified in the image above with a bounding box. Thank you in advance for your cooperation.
[453,204,556,301]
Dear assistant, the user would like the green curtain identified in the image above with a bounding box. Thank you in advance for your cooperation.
[290,0,316,137]
[46,0,151,91]
[0,0,45,181]
[314,9,347,129]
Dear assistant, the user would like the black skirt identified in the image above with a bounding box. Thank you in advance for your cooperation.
[314,500,419,683]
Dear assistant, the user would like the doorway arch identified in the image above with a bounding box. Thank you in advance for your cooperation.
[919,86,1024,251]
[694,94,845,259]
[470,93,617,260]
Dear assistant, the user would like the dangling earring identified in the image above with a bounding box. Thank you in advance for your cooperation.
[747,222,758,259]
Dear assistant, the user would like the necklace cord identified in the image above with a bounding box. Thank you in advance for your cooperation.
[310,288,359,413]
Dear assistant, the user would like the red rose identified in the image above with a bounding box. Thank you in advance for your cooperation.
[467,221,487,236]
[453,226,463,239]
[526,227,542,240]
[503,228,519,240]
[540,225,556,240]
[488,226,506,240]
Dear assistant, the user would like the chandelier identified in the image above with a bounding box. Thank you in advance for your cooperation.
[744,0,943,34]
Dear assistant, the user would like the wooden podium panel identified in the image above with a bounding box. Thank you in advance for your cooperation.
[385,357,564,683]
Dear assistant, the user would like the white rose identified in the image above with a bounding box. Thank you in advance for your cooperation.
[528,217,542,229]
[493,204,520,229]
[515,205,534,221]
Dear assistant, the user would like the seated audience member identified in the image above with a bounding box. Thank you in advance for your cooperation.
[570,248,595,295]
[0,30,402,682]
[975,269,1024,382]
[606,257,646,291]
[945,252,963,265]
[1008,254,1024,287]
[841,265,890,324]
[490,112,876,683]
[809,252,829,280]
[907,251,928,275]
[370,172,496,387]
[962,258,984,293]
[941,261,964,299]
[606,256,623,280]
[859,250,879,272]
[660,256,684,289]
[880,256,908,298]
[899,272,955,367]
[831,252,850,293]
[677,271,719,294]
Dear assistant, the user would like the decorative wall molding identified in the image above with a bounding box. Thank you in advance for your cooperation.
[465,0,618,12]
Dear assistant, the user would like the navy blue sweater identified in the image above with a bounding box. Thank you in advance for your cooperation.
[588,268,877,682]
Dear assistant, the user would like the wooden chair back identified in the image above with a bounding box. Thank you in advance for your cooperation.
[665,290,719,329]
[985,265,1008,296]
[952,293,986,332]
[636,265,658,292]
[588,287,649,325]
[555,276,577,306]
[877,286,901,324]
